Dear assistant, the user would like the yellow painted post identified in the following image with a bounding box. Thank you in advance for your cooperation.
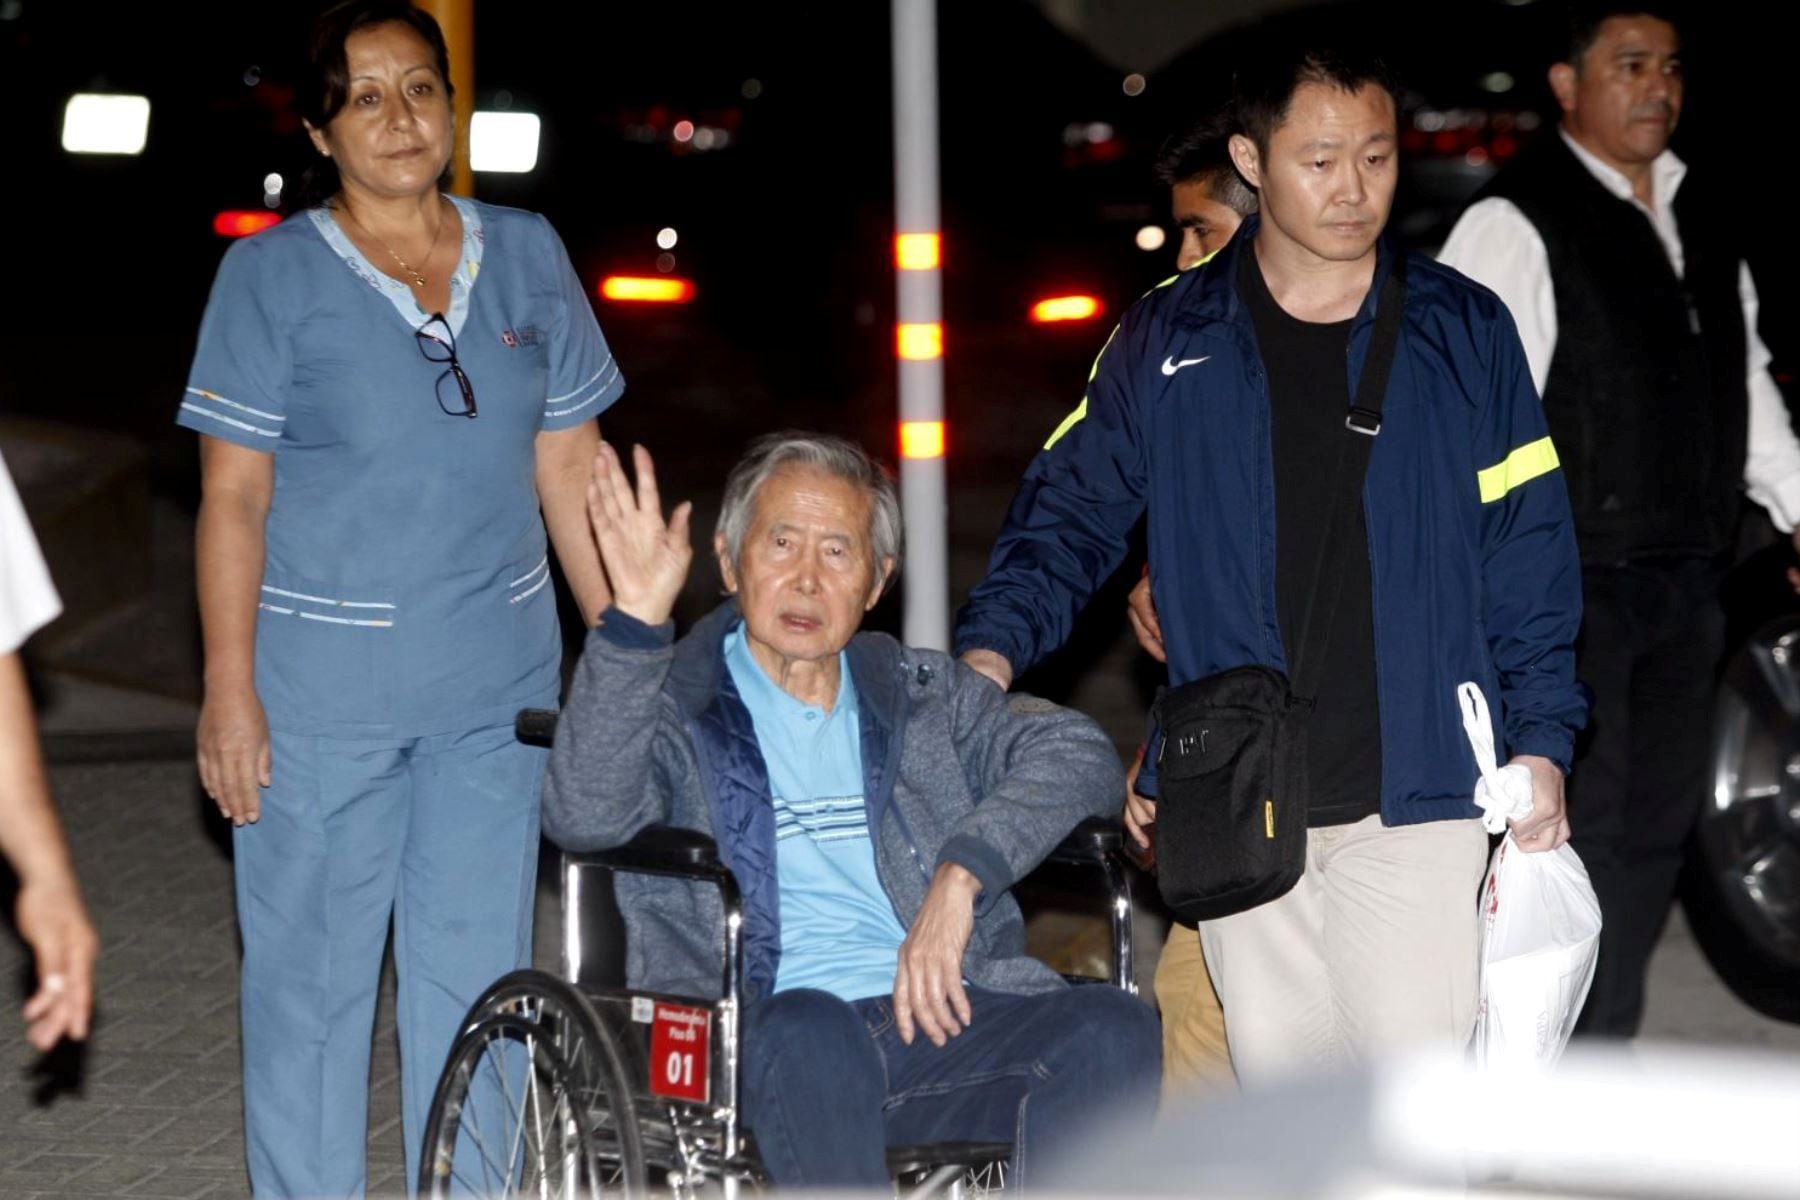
[418,0,474,195]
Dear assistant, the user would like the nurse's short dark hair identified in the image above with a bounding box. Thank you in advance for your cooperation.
[297,1,455,207]
[717,433,903,595]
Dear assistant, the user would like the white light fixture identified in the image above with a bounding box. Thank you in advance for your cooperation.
[656,227,679,250]
[62,93,150,155]
[470,111,540,173]
[1135,225,1166,253]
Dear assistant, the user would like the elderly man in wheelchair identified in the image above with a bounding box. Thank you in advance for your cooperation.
[532,431,1162,1191]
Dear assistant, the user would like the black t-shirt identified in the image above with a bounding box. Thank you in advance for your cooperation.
[1239,248,1383,826]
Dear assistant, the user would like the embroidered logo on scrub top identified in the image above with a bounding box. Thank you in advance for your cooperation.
[499,326,541,348]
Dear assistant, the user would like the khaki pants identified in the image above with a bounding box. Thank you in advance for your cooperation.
[1198,814,1488,1085]
[1152,922,1234,1101]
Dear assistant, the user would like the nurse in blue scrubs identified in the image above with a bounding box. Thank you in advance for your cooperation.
[179,3,620,1193]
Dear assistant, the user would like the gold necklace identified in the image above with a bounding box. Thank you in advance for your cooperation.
[338,200,447,288]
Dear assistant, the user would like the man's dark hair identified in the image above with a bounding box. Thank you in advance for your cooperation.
[297,1,456,207]
[1234,43,1399,156]
[1153,112,1258,217]
[1564,2,1683,69]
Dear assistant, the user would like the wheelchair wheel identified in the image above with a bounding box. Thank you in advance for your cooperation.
[420,970,647,1197]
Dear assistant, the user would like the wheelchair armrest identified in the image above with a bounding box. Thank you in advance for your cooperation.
[566,825,724,878]
[559,826,741,1000]
[1045,816,1124,866]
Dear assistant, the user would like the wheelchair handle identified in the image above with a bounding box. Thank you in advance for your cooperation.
[1047,817,1125,865]
[516,707,559,747]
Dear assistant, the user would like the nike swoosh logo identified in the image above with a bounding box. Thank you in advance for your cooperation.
[1161,355,1211,376]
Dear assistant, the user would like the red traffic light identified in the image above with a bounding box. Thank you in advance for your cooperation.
[214,210,281,238]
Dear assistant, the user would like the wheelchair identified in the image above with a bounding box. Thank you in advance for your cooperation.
[418,709,1138,1199]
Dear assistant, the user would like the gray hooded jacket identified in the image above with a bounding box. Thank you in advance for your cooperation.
[542,601,1125,1002]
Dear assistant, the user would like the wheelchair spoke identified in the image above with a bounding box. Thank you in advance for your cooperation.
[455,1049,510,1195]
[502,1038,532,1193]
[565,1026,588,1087]
[476,1032,530,1195]
[452,1159,504,1199]
[523,1031,554,1200]
[470,1051,511,1194]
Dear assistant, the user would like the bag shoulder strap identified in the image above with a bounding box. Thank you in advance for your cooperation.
[1290,250,1408,700]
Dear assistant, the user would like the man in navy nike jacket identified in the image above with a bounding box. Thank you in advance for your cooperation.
[955,43,1587,1082]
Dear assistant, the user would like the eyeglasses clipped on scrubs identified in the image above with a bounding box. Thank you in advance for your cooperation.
[415,313,478,419]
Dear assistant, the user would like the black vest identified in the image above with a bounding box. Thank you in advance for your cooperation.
[1477,134,1747,563]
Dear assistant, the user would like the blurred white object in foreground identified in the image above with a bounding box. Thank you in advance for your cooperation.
[1053,1043,1800,1197]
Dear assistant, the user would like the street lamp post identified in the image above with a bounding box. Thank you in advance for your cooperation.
[892,0,948,649]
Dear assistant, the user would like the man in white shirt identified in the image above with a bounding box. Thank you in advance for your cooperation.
[0,449,98,1051]
[1438,3,1800,1038]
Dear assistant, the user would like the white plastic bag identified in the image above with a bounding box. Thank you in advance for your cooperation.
[1458,682,1602,1070]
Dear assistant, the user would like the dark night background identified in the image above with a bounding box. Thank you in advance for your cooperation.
[2,0,1793,446]
[1,0,1795,682]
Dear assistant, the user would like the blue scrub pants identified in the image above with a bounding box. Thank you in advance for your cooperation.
[234,721,546,1199]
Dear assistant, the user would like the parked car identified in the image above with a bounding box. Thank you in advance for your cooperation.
[1690,532,1800,1021]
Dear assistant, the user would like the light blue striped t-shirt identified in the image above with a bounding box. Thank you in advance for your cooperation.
[724,625,906,1001]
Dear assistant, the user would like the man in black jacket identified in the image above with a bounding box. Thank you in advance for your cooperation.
[1439,2,1800,1038]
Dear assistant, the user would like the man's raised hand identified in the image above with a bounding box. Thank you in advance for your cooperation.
[587,442,692,627]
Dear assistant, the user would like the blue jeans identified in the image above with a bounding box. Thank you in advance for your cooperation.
[741,984,1161,1190]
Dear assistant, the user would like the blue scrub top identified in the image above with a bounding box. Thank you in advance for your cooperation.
[178,198,625,738]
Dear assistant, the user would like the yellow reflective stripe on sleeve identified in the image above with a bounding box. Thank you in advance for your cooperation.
[1043,323,1121,450]
[1044,398,1087,450]
[1044,273,1179,452]
[1477,436,1561,503]
[1086,324,1120,383]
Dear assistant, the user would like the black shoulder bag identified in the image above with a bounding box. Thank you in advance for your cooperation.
[1153,253,1408,923]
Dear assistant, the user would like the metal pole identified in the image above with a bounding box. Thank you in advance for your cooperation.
[418,0,475,196]
[892,0,948,650]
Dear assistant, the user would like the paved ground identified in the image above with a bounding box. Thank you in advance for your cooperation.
[0,759,561,1199]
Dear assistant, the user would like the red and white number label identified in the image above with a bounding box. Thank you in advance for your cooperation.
[649,1002,711,1103]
